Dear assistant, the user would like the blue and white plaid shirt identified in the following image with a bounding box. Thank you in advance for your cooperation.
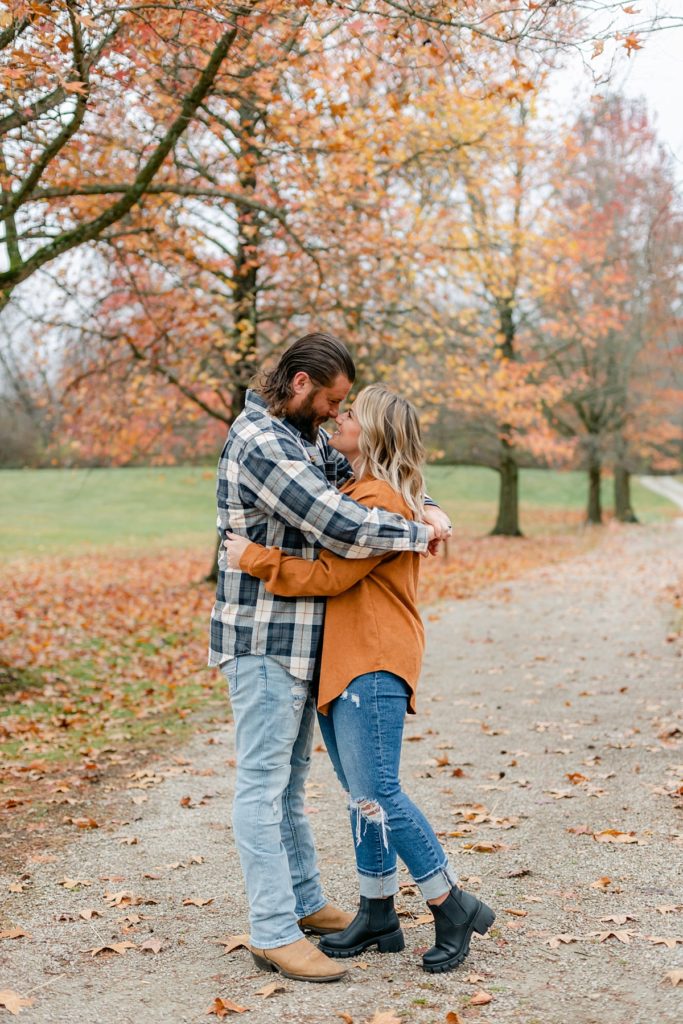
[208,390,430,680]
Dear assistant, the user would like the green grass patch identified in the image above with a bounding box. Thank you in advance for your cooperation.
[0,465,678,558]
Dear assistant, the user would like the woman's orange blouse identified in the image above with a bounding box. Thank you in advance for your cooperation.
[239,476,424,715]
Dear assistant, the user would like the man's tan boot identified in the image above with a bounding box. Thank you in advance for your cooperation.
[250,936,348,982]
[299,903,355,936]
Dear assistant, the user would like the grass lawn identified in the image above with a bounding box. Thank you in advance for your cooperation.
[0,465,677,558]
[0,463,678,797]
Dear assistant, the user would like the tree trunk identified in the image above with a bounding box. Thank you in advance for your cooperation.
[491,440,523,536]
[586,458,602,524]
[614,464,639,523]
[206,99,262,584]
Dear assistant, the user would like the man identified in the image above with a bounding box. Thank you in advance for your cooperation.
[209,332,450,982]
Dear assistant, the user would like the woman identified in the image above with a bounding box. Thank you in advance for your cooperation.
[225,384,495,973]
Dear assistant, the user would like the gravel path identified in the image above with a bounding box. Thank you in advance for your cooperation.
[1,523,682,1024]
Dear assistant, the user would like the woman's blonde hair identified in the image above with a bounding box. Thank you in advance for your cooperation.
[353,385,426,520]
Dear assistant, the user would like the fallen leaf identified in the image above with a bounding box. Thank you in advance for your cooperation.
[403,913,433,929]
[503,908,528,918]
[462,841,506,854]
[595,930,636,944]
[85,941,136,956]
[445,1014,463,1024]
[463,973,486,983]
[59,877,92,890]
[600,914,636,925]
[566,772,589,785]
[366,1013,401,1024]
[545,933,580,948]
[0,990,34,1014]
[663,970,683,987]
[63,816,99,829]
[593,829,640,844]
[0,929,30,940]
[140,938,164,953]
[183,897,214,907]
[589,877,613,891]
[337,1015,353,1024]
[206,997,250,1017]
[470,990,493,1006]
[78,909,102,921]
[255,981,286,997]
[646,935,683,949]
[217,934,250,954]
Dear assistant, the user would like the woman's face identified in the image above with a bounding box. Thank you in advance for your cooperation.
[329,405,362,461]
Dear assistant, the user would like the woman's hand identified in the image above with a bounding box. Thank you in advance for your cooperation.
[224,531,251,570]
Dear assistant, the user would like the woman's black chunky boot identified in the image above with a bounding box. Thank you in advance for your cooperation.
[319,895,405,958]
[422,886,495,973]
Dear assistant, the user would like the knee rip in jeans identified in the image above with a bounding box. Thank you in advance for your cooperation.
[290,682,307,713]
[349,796,389,850]
[340,689,361,707]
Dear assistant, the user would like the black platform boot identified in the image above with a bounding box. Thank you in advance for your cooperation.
[319,895,405,958]
[422,887,495,973]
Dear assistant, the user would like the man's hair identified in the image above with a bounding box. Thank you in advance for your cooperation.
[256,332,355,417]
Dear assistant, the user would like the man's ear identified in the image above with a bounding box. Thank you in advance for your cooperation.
[291,371,312,395]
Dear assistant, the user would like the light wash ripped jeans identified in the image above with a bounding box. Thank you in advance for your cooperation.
[222,655,326,948]
[317,670,457,901]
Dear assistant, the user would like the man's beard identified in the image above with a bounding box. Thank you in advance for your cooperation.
[287,393,324,443]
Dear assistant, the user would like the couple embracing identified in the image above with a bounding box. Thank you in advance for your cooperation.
[209,332,494,983]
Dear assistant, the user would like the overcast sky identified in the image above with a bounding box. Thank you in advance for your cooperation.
[557,0,683,178]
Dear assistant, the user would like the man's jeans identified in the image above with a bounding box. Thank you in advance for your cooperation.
[317,671,456,900]
[223,655,326,948]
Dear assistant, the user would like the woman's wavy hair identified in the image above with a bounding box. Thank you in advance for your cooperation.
[353,385,426,521]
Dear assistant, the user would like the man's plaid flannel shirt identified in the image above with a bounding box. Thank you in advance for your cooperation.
[208,390,430,681]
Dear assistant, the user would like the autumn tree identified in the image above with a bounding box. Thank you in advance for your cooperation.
[538,94,683,524]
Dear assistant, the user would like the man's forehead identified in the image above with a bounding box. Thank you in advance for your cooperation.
[323,375,352,401]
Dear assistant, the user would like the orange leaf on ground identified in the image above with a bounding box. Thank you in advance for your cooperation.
[593,829,639,844]
[470,990,493,1006]
[183,897,214,907]
[0,929,30,940]
[206,997,250,1017]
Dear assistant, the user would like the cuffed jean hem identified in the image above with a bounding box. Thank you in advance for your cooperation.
[250,927,306,951]
[415,862,458,901]
[358,869,399,899]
